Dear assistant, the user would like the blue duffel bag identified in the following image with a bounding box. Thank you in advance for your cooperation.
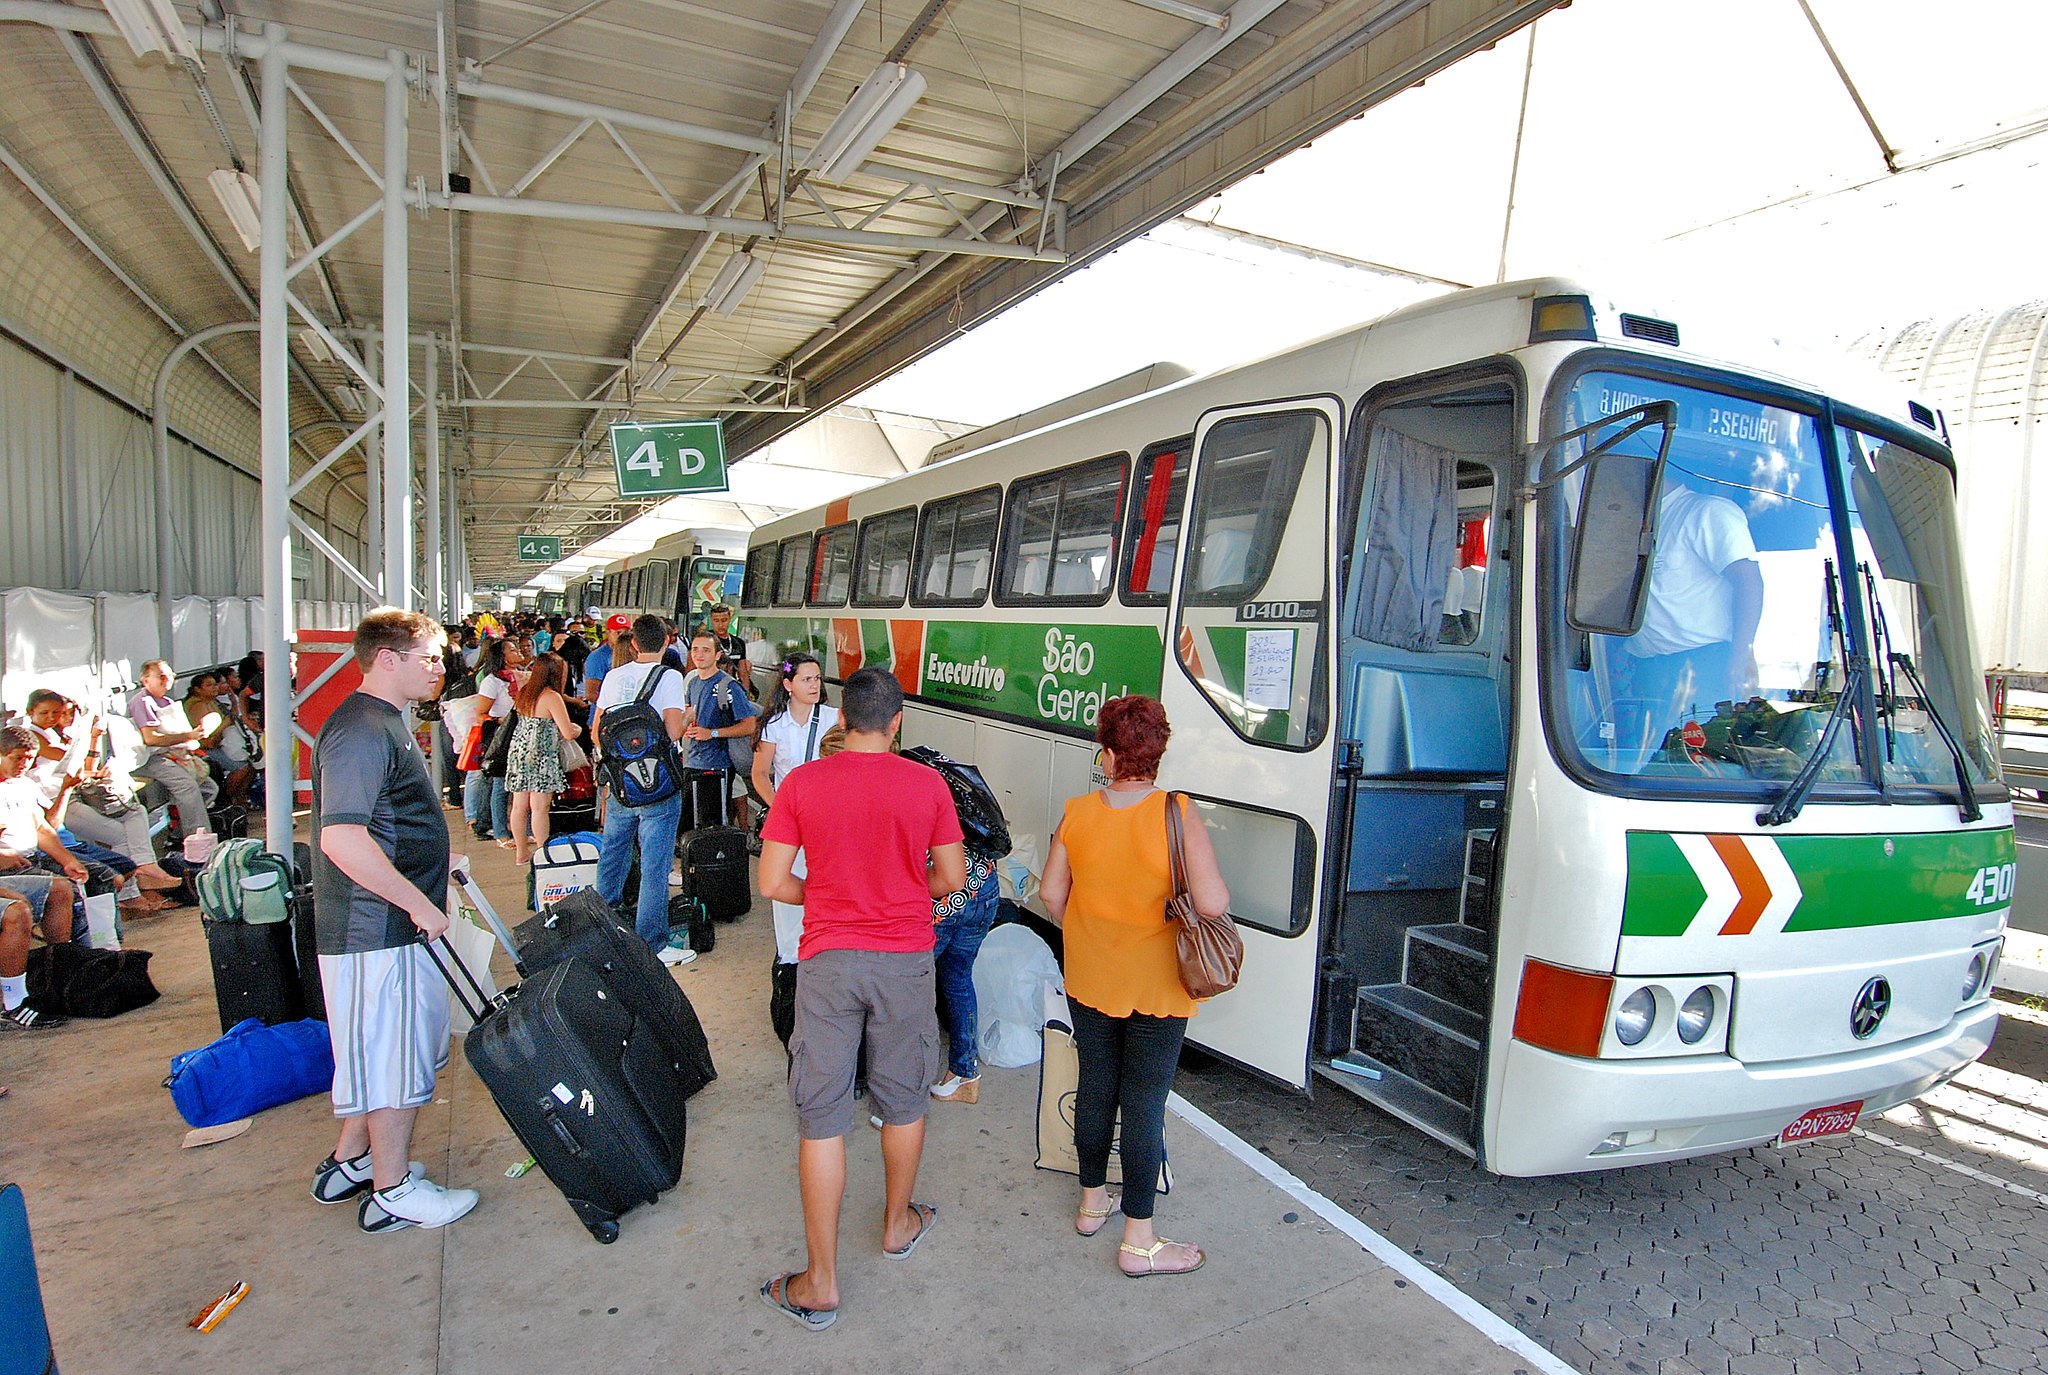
[165,1017,335,1128]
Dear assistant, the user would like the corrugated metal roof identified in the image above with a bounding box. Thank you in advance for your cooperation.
[0,0,1558,587]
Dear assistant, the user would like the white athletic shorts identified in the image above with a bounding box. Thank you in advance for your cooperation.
[321,944,451,1115]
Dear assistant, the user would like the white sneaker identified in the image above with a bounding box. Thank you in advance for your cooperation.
[658,944,698,967]
[668,865,684,888]
[360,1171,479,1232]
[311,1152,425,1205]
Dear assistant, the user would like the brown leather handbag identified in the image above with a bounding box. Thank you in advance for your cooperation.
[1165,792,1243,999]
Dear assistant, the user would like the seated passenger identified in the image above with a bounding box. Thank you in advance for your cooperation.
[1,880,72,1030]
[127,660,217,837]
[25,695,185,913]
[187,671,255,807]
[0,726,123,910]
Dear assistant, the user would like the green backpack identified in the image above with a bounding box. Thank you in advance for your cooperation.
[196,839,295,925]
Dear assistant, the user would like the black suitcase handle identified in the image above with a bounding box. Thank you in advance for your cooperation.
[419,930,497,1023]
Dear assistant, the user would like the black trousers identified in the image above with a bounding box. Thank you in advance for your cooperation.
[1069,997,1186,1221]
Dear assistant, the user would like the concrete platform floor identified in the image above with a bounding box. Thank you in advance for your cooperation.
[1,811,1545,1375]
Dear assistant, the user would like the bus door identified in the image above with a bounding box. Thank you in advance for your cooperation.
[1158,398,1340,1087]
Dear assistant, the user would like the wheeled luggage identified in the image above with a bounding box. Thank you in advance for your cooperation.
[454,871,716,1100]
[203,917,304,1032]
[678,826,750,922]
[423,929,687,1244]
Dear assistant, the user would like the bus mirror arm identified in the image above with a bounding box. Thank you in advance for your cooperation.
[1526,402,1676,638]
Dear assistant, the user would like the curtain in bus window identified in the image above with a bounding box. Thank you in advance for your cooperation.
[1357,430,1459,652]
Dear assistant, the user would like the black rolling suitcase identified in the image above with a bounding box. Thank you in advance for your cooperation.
[426,936,687,1244]
[203,917,304,1033]
[452,872,716,1100]
[678,779,751,922]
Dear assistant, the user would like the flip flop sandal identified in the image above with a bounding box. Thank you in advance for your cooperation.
[759,1273,837,1331]
[884,1201,937,1260]
[1076,1195,1122,1236]
[1118,1238,1206,1278]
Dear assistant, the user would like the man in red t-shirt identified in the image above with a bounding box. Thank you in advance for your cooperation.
[755,667,966,1331]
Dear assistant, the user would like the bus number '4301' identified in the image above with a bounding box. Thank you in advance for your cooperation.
[1965,863,2016,907]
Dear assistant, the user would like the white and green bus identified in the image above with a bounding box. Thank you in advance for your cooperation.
[741,278,2015,1176]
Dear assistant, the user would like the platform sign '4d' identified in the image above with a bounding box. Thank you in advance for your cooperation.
[516,534,561,562]
[608,420,729,498]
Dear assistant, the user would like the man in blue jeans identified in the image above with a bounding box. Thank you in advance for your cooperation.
[592,615,694,967]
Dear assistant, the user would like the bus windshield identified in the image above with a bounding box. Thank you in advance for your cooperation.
[1546,368,1995,797]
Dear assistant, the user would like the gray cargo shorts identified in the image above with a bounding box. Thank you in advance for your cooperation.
[790,947,942,1140]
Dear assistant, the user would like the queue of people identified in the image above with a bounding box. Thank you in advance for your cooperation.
[7,597,1234,1310]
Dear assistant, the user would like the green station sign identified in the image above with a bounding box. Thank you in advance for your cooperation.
[516,534,561,562]
[608,420,729,498]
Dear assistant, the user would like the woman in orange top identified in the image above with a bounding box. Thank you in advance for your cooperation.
[1041,695,1230,1277]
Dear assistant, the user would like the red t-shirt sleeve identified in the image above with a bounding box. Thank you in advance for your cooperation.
[924,771,964,848]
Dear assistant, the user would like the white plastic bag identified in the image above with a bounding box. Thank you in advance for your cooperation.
[971,922,1061,1068]
[999,830,1042,904]
[443,910,500,1037]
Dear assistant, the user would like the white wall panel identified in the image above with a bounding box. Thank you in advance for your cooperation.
[95,591,159,688]
[170,595,212,669]
[213,597,249,663]
[1,586,96,712]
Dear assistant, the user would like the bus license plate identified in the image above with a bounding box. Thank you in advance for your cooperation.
[1777,1100,1862,1146]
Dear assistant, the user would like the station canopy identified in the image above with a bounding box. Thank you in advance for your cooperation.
[0,0,1566,590]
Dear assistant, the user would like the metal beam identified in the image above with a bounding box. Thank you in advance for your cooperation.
[381,50,412,606]
[257,23,293,853]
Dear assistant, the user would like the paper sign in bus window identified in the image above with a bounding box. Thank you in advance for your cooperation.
[1245,628,1295,709]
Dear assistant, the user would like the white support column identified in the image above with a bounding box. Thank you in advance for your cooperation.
[259,26,295,855]
[382,50,413,607]
[363,334,382,596]
[424,340,443,617]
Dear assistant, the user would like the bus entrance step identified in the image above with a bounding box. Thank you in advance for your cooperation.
[1354,983,1481,1107]
[1402,923,1491,1017]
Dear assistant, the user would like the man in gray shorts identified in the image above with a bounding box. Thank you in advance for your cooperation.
[756,668,966,1330]
[308,608,478,1233]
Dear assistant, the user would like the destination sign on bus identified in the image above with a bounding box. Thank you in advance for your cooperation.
[1589,382,1799,451]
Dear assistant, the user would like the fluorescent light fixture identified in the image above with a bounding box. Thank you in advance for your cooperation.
[800,62,926,183]
[102,0,199,62]
[701,250,766,317]
[207,168,263,252]
[640,361,676,393]
[298,327,334,363]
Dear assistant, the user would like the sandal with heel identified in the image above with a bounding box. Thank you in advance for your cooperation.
[1118,1237,1205,1277]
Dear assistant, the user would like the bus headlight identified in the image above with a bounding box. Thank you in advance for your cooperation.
[1962,951,1988,1002]
[1614,987,1656,1046]
[1676,985,1717,1045]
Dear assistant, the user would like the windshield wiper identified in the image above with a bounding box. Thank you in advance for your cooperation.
[1759,657,1866,827]
[1889,651,1984,822]
[1858,564,1982,822]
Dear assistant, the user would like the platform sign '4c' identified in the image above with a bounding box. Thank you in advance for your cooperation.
[608,420,729,498]
[516,534,561,562]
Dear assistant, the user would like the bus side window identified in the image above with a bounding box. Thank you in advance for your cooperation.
[913,486,1001,607]
[1120,438,1190,605]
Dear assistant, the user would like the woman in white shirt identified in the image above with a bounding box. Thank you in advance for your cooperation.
[749,652,839,1045]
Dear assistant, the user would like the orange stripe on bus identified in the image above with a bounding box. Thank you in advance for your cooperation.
[826,497,851,526]
[1710,834,1770,935]
[889,619,924,694]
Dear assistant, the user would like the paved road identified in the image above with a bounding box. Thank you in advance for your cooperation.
[1177,993,2048,1375]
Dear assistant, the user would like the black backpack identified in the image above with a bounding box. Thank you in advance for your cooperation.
[902,745,1011,859]
[598,664,683,806]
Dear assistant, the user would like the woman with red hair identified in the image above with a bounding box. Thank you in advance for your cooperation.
[504,652,579,866]
[1040,694,1230,1277]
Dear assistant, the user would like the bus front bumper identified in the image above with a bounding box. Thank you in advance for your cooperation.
[1483,999,1999,1177]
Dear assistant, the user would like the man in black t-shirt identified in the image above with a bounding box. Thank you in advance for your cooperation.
[307,609,479,1234]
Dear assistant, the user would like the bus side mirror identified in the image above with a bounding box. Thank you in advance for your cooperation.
[1567,450,1661,635]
